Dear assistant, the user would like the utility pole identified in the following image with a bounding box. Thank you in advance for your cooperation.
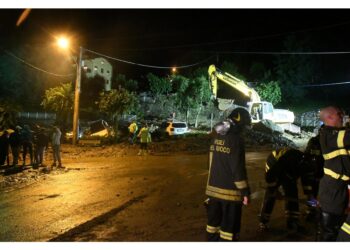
[72,47,83,145]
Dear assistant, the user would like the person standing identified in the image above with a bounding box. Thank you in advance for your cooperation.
[21,124,33,166]
[137,123,152,156]
[258,147,315,232]
[128,120,138,145]
[317,106,349,241]
[34,128,49,167]
[205,107,251,241]
[51,126,63,168]
[0,130,10,166]
[9,126,22,167]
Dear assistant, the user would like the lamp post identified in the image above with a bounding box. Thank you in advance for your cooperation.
[57,36,82,145]
[72,46,83,145]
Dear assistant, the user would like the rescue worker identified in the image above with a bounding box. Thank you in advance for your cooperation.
[0,130,10,166]
[205,107,251,241]
[303,133,324,221]
[33,127,49,167]
[21,124,33,166]
[258,147,315,232]
[317,106,350,241]
[9,126,22,167]
[137,123,151,156]
[128,120,138,145]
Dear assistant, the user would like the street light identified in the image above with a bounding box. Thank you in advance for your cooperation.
[57,36,82,145]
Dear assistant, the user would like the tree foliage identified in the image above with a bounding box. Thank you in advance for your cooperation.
[274,35,315,104]
[41,82,74,128]
[0,100,21,129]
[98,87,137,138]
[114,74,139,92]
[255,80,282,105]
[147,73,172,97]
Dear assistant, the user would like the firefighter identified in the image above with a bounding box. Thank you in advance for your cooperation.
[205,107,251,241]
[317,106,350,241]
[303,133,324,220]
[258,147,315,232]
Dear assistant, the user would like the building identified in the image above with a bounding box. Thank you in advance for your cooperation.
[83,57,112,91]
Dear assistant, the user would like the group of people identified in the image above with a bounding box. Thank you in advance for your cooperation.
[205,105,350,241]
[128,120,152,156]
[0,124,63,168]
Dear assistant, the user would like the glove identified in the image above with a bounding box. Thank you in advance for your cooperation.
[306,197,318,207]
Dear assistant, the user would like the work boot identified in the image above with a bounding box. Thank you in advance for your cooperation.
[57,163,64,168]
[51,162,56,167]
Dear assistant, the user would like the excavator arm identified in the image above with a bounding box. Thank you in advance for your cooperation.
[208,64,261,104]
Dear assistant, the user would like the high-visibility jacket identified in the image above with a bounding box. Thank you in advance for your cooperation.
[206,125,250,202]
[128,122,138,134]
[319,126,350,215]
[138,127,151,143]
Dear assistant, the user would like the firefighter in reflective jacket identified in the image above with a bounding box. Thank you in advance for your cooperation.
[258,147,315,231]
[205,107,251,241]
[317,106,350,241]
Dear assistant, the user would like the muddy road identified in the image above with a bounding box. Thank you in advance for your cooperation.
[0,146,317,242]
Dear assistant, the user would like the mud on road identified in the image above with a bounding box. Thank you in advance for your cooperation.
[0,135,317,242]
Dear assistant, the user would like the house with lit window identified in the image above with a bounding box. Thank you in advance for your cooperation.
[83,57,112,91]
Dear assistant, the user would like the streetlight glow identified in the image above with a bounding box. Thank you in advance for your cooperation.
[57,37,69,49]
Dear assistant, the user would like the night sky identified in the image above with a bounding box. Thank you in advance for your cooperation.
[1,9,350,96]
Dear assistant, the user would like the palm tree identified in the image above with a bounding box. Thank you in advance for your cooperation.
[41,82,74,131]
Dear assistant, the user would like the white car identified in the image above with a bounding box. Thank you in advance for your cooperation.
[163,121,189,136]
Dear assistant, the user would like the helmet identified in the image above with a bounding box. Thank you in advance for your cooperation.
[228,107,251,127]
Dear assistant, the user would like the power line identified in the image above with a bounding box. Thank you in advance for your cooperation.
[198,51,350,55]
[300,81,350,87]
[84,48,215,69]
[4,50,74,78]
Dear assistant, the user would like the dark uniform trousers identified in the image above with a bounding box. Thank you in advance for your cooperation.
[260,177,300,226]
[259,148,308,227]
[206,198,242,241]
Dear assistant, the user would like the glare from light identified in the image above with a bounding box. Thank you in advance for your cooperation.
[57,37,69,49]
[172,67,177,73]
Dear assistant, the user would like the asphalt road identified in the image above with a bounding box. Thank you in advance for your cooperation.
[0,150,318,242]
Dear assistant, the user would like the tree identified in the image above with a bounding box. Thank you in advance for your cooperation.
[114,74,139,92]
[274,35,315,104]
[255,80,282,105]
[41,83,74,130]
[98,87,137,141]
[0,100,21,129]
[220,61,246,81]
[147,73,172,97]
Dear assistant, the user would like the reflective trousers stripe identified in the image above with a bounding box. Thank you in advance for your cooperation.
[206,225,220,234]
[220,230,233,241]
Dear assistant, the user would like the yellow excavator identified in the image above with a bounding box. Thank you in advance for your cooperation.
[208,65,299,132]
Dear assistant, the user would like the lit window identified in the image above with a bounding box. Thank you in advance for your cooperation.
[101,61,104,65]
[94,66,98,71]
